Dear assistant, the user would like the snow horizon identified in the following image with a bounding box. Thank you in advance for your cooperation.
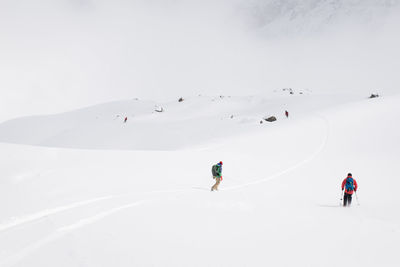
[1,0,400,122]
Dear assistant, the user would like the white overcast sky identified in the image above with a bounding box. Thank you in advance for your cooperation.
[1,0,399,121]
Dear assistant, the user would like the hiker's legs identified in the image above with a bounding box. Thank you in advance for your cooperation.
[343,193,353,206]
[211,177,221,191]
[211,177,217,191]
[215,178,221,190]
[347,194,352,206]
[343,193,349,206]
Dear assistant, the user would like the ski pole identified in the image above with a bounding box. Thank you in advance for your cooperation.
[355,191,360,206]
[340,190,344,206]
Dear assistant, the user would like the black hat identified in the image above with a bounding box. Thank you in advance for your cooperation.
[347,173,352,177]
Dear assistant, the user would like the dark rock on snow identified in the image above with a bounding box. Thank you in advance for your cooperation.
[369,94,379,98]
[264,116,277,122]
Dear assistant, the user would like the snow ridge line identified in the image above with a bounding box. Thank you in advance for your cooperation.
[224,115,330,191]
[0,195,115,233]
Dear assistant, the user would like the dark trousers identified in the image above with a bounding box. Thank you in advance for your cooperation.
[343,193,353,206]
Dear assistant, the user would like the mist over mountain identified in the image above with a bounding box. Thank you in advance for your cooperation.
[0,0,399,122]
[242,0,400,36]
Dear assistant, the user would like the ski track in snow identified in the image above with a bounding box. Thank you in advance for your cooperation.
[223,115,330,191]
[0,196,116,233]
[57,200,147,232]
[0,200,147,267]
[0,189,187,234]
[0,190,187,266]
[0,115,330,267]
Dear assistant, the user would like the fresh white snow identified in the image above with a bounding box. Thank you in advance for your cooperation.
[1,92,399,267]
[1,1,399,266]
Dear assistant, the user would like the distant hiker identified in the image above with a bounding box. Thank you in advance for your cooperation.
[341,173,358,207]
[124,117,128,123]
[211,161,223,191]
[285,110,289,118]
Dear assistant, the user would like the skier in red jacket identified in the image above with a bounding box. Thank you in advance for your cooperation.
[341,173,358,206]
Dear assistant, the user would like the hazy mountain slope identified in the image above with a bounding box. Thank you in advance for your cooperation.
[0,93,365,150]
[243,0,400,35]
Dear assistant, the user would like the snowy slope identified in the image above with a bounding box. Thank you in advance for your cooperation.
[0,92,364,150]
[1,93,399,267]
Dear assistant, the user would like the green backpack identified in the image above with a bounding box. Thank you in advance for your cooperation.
[212,165,218,176]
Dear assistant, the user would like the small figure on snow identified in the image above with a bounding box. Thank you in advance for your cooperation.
[211,161,223,191]
[124,117,128,123]
[285,110,289,118]
[341,173,358,206]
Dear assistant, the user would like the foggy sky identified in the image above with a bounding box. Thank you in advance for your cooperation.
[1,0,399,121]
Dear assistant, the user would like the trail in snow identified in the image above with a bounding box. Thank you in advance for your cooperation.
[0,196,115,233]
[57,201,147,231]
[0,114,331,267]
[0,200,147,267]
[221,114,330,191]
[0,189,189,266]
[0,187,190,234]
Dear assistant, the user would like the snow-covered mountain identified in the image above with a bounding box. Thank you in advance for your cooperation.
[242,0,400,36]
[0,91,363,150]
[1,93,400,266]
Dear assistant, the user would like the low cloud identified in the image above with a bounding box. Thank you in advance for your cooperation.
[0,0,399,121]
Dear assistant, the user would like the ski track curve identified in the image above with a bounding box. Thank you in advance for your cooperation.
[0,189,188,234]
[223,114,330,191]
[0,115,330,266]
[0,200,147,267]
[0,190,188,266]
[0,196,116,233]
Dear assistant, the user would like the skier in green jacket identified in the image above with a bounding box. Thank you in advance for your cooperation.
[211,161,223,191]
